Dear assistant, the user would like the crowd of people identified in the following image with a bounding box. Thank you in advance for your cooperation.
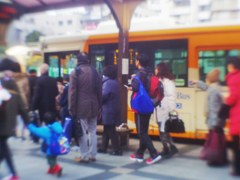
[0,52,240,180]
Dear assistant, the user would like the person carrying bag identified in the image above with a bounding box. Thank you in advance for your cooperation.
[129,53,161,165]
[193,68,228,166]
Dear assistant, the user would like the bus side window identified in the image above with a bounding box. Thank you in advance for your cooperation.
[198,49,240,84]
[154,49,188,87]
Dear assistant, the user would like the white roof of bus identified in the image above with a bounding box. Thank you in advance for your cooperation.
[40,17,240,44]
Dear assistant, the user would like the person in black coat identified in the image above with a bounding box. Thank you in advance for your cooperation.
[28,69,38,107]
[98,65,122,156]
[59,74,70,124]
[32,63,58,123]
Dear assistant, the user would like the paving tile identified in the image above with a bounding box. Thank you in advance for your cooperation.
[139,157,236,180]
[79,172,118,180]
[109,167,134,174]
[0,137,238,180]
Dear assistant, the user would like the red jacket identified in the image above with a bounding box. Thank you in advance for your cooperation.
[226,70,240,135]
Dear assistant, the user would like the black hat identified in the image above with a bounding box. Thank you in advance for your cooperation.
[0,57,19,72]
[77,52,89,63]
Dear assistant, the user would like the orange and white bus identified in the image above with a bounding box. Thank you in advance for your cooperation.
[41,23,240,140]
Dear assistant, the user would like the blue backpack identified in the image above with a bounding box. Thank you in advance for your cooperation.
[130,76,154,114]
[49,132,70,155]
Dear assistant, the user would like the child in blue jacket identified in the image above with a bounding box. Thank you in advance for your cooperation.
[28,112,63,177]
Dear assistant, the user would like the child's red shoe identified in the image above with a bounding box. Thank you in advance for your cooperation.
[47,167,54,174]
[53,164,62,177]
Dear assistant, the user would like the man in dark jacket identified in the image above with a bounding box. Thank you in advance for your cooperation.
[32,63,58,123]
[69,52,102,162]
[28,69,38,107]
[129,53,161,165]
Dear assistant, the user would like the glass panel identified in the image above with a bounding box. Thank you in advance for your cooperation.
[198,49,240,83]
[216,50,225,57]
[154,49,187,87]
[90,44,139,76]
[45,51,78,78]
[89,39,188,86]
[229,50,240,57]
[48,55,59,78]
[60,53,77,76]
[90,46,105,74]
[200,51,215,57]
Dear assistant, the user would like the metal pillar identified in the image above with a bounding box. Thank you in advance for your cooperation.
[105,0,144,128]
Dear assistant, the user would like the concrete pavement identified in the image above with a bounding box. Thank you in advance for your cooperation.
[0,136,239,180]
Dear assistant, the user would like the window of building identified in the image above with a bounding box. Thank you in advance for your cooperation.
[59,21,63,26]
[67,20,72,25]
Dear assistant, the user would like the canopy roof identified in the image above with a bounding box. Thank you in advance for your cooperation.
[0,0,103,23]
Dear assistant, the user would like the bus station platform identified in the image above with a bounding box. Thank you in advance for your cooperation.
[0,137,239,180]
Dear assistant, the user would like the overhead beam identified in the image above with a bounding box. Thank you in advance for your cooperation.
[15,0,104,15]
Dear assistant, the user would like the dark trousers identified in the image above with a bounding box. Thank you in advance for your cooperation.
[158,122,174,152]
[47,155,57,168]
[232,135,240,174]
[135,113,158,158]
[0,136,17,176]
[102,125,120,151]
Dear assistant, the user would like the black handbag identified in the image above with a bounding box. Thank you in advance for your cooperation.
[165,111,185,133]
[73,118,83,137]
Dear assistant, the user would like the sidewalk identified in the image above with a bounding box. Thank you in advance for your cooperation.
[0,137,239,180]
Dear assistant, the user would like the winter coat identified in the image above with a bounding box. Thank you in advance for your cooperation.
[197,81,224,129]
[68,63,102,119]
[28,122,63,156]
[0,72,29,137]
[14,72,30,109]
[156,78,176,132]
[225,70,240,135]
[32,73,58,121]
[102,76,121,126]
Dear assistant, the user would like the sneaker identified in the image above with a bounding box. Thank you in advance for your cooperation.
[146,154,162,165]
[129,154,144,163]
[75,156,89,163]
[47,167,54,174]
[52,164,62,177]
